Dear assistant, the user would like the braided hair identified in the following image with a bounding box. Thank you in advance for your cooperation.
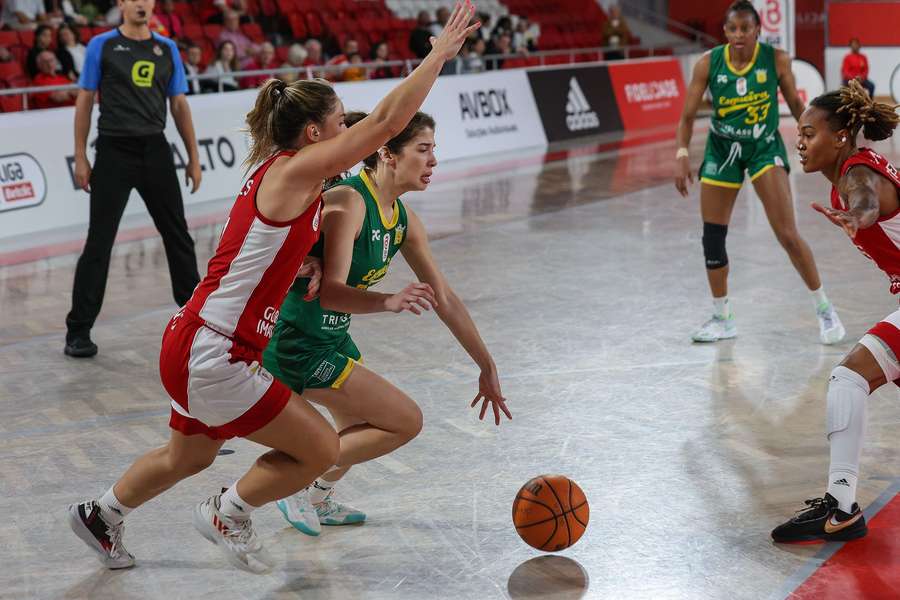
[810,79,900,141]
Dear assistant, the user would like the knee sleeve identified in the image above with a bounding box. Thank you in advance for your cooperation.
[827,365,869,437]
[702,222,728,270]
[859,332,900,383]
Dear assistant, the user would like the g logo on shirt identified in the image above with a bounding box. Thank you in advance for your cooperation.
[132,60,155,87]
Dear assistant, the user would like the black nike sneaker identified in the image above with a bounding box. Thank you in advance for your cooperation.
[771,493,867,543]
[64,335,98,358]
[67,500,135,568]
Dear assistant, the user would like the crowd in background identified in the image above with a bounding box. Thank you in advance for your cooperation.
[0,0,552,106]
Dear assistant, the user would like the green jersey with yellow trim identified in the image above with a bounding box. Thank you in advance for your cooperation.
[708,42,779,142]
[275,170,408,347]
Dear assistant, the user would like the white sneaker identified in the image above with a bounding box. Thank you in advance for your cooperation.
[817,302,846,345]
[691,314,737,342]
[192,495,274,574]
[67,500,135,569]
[275,488,321,536]
[315,490,367,526]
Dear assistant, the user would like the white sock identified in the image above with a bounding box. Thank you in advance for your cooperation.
[98,486,133,526]
[219,483,256,520]
[810,286,829,310]
[309,478,334,505]
[712,296,731,319]
[826,366,868,513]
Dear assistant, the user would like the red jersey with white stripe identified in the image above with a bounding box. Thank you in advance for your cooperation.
[831,147,900,294]
[185,151,322,350]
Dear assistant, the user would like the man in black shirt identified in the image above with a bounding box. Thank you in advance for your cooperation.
[65,0,202,357]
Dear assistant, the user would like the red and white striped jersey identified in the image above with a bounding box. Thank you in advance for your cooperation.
[185,151,322,350]
[831,147,900,294]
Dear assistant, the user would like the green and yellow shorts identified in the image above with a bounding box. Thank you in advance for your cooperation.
[262,329,361,394]
[699,131,789,189]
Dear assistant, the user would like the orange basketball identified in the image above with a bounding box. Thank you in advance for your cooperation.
[512,475,589,552]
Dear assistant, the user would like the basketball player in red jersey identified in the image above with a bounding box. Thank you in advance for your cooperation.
[66,1,484,573]
[772,80,900,543]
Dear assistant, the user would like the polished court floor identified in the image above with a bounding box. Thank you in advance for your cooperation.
[2,126,900,599]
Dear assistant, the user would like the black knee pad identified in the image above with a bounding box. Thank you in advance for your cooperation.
[702,222,728,270]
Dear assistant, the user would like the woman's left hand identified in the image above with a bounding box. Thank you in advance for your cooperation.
[471,368,512,426]
[299,256,323,300]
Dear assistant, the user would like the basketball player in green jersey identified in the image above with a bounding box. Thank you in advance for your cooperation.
[674,0,844,344]
[262,112,511,535]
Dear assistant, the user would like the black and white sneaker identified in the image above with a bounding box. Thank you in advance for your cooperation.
[771,493,867,544]
[67,500,135,569]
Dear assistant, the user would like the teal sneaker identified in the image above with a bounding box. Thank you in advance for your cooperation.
[817,302,845,345]
[316,490,367,526]
[275,489,321,536]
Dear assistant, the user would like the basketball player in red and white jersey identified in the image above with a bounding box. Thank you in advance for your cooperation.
[66,1,483,573]
[772,80,900,543]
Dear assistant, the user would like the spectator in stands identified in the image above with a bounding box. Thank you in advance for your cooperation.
[31,50,77,109]
[463,37,485,73]
[409,10,433,59]
[1,0,48,31]
[475,12,492,43]
[56,23,86,80]
[46,0,89,25]
[26,24,55,78]
[842,38,875,97]
[303,38,325,78]
[342,52,366,81]
[602,4,631,60]
[0,46,13,63]
[493,16,512,37]
[486,32,511,70]
[184,43,204,95]
[203,40,239,92]
[240,41,277,89]
[431,6,450,37]
[512,16,538,52]
[156,0,185,43]
[202,0,248,24]
[370,41,395,79]
[278,42,307,84]
[325,38,357,81]
[218,10,257,63]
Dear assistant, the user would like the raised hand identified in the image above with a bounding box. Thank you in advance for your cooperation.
[384,282,438,315]
[428,0,481,62]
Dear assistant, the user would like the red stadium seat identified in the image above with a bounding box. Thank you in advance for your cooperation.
[242,23,265,43]
[78,26,92,44]
[17,31,35,48]
[0,93,25,114]
[202,25,223,40]
[0,61,24,81]
[0,31,19,48]
[276,0,296,15]
[184,24,204,43]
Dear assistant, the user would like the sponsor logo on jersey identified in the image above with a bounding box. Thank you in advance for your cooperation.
[716,91,770,118]
[371,229,381,241]
[382,231,390,261]
[256,306,279,338]
[717,74,728,84]
[0,153,47,212]
[774,155,784,167]
[753,123,767,139]
[132,60,155,87]
[312,202,321,231]
[565,77,600,132]
[755,69,767,84]
[459,89,512,120]
[736,77,747,96]
[113,44,131,52]
[717,142,742,174]
[394,223,405,245]
[704,162,719,175]
[153,44,163,57]
[362,263,390,286]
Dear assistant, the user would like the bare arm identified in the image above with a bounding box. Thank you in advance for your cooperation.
[169,94,202,193]
[317,187,393,314]
[275,1,479,192]
[812,165,886,237]
[73,89,95,191]
[775,49,804,121]
[401,208,495,372]
[674,53,710,197]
